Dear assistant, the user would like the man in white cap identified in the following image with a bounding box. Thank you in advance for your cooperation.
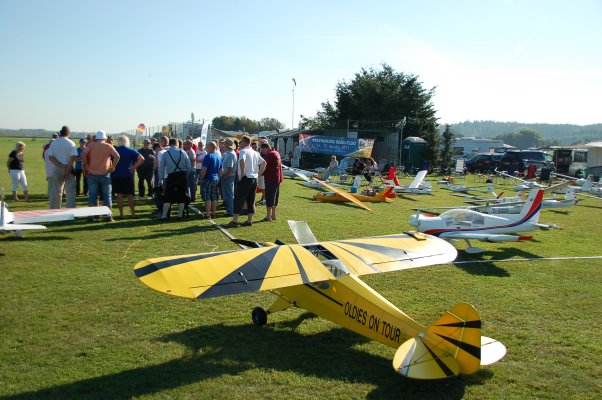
[82,130,120,221]
[47,125,77,209]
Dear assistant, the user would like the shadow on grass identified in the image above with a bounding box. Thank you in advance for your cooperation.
[578,203,602,210]
[3,313,493,400]
[454,247,543,277]
[105,224,216,241]
[0,235,71,242]
[547,209,569,215]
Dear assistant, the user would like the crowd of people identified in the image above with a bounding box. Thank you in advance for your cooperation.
[6,127,283,227]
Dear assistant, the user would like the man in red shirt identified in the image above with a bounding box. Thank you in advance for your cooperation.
[259,142,283,222]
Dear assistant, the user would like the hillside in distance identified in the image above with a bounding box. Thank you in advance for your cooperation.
[441,121,602,145]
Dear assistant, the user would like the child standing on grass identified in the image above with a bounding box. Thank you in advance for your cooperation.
[7,141,29,201]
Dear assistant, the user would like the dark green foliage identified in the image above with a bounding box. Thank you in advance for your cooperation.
[211,116,284,134]
[440,124,454,169]
[299,64,439,140]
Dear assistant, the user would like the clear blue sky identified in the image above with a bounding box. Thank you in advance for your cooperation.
[1,0,600,132]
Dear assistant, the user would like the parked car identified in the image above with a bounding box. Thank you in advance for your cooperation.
[465,153,502,173]
[498,150,553,175]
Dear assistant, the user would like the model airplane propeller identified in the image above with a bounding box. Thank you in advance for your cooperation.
[134,221,506,380]
[409,189,561,253]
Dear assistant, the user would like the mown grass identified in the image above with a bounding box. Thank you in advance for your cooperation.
[0,136,601,399]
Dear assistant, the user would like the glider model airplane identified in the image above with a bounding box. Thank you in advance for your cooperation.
[550,173,602,199]
[494,170,545,192]
[444,183,495,195]
[0,195,112,237]
[313,180,394,211]
[282,166,317,181]
[134,220,506,379]
[410,189,561,253]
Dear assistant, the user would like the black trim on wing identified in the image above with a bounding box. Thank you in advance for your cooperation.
[134,251,232,279]
[197,247,280,299]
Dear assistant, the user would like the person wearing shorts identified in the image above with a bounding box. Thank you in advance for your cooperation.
[111,135,144,219]
[259,142,283,222]
[83,130,120,221]
[7,141,29,201]
[200,141,222,219]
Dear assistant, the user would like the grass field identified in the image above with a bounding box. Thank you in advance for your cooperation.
[0,136,601,400]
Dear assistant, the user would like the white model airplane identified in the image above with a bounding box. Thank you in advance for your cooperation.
[444,183,495,194]
[419,189,577,216]
[282,166,317,181]
[382,167,432,194]
[550,174,602,199]
[0,195,111,238]
[409,189,561,253]
[494,170,545,191]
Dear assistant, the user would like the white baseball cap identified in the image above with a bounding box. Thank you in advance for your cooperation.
[96,130,107,140]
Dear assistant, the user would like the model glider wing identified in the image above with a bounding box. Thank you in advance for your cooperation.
[0,223,47,231]
[13,206,111,224]
[320,233,457,276]
[314,179,373,211]
[134,245,335,299]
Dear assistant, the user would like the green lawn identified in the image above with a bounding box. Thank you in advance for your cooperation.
[0,136,601,400]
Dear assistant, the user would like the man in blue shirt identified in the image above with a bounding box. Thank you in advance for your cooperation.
[112,135,144,219]
[200,141,223,218]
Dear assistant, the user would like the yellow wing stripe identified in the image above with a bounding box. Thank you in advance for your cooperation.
[134,245,334,299]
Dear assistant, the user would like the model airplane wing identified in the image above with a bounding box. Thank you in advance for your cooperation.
[135,231,457,299]
[12,206,111,224]
[1,223,47,231]
[313,179,373,211]
[319,233,457,276]
[134,245,336,299]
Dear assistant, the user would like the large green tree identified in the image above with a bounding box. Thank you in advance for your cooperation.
[298,63,440,165]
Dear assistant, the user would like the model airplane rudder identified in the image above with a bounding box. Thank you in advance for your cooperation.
[517,189,544,223]
[392,302,506,379]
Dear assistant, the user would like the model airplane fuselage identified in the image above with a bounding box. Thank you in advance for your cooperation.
[314,186,394,204]
[134,222,506,380]
[410,189,560,253]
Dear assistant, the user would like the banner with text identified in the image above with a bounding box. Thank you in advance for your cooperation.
[298,134,368,156]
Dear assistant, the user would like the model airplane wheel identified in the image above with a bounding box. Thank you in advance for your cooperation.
[251,307,268,326]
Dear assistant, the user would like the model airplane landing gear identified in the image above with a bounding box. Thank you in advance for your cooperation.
[252,307,268,326]
[464,239,484,254]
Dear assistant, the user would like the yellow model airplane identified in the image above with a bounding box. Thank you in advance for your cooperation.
[134,221,506,379]
[312,179,395,211]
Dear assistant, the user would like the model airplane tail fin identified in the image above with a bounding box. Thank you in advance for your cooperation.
[581,179,592,191]
[517,189,544,223]
[392,303,506,379]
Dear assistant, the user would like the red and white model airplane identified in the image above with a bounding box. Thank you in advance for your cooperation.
[0,195,111,238]
[409,189,560,253]
[382,166,432,194]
